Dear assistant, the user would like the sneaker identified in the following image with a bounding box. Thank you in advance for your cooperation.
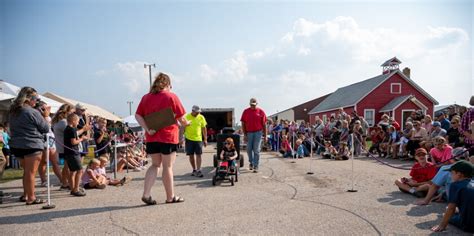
[249,164,253,171]
[59,185,70,191]
[71,190,86,197]
[191,170,196,176]
[120,176,132,185]
[196,170,204,178]
[253,167,259,173]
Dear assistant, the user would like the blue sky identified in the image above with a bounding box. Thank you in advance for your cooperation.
[1,0,472,119]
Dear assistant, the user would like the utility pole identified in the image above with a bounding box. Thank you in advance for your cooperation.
[127,101,133,115]
[144,63,156,87]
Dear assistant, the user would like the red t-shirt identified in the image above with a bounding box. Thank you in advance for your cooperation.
[391,121,401,131]
[240,107,267,133]
[135,91,186,144]
[409,162,437,183]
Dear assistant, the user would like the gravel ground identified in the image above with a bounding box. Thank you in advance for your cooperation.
[0,144,470,235]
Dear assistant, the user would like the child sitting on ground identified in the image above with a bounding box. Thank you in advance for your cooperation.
[295,139,305,158]
[82,159,107,189]
[322,140,337,159]
[335,141,349,160]
[220,138,238,173]
[279,135,293,158]
[394,148,437,198]
[431,160,474,233]
[98,157,131,186]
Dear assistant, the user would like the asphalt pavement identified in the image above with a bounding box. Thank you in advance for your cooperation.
[0,144,469,235]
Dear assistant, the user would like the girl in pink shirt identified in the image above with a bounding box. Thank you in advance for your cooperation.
[429,137,453,164]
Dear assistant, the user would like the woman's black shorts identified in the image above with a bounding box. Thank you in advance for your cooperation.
[11,148,43,159]
[146,142,178,155]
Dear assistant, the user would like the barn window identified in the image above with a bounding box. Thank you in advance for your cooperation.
[391,83,401,94]
[364,109,375,127]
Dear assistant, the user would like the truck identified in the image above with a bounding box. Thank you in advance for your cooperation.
[200,108,234,141]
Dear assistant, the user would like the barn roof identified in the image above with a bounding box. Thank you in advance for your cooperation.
[308,70,438,114]
[308,72,394,114]
[379,95,413,112]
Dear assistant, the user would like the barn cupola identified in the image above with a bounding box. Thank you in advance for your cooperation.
[381,57,401,74]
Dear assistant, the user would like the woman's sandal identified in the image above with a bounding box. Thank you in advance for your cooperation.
[141,196,157,205]
[165,196,184,204]
[26,198,46,205]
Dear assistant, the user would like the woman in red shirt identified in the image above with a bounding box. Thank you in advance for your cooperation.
[135,73,189,205]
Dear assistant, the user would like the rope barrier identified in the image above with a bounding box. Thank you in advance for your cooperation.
[51,137,114,155]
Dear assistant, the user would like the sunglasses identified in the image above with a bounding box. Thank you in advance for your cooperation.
[30,95,39,101]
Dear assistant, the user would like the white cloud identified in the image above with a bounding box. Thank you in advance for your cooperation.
[195,16,471,116]
[116,61,150,94]
[284,16,469,63]
[298,46,311,56]
[199,64,218,82]
[223,51,249,81]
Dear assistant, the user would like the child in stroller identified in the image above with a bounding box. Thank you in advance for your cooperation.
[213,137,238,186]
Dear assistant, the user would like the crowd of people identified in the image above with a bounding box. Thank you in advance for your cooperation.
[0,87,144,204]
[1,74,473,233]
[263,100,474,232]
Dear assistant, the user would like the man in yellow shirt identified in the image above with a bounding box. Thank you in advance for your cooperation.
[184,105,208,177]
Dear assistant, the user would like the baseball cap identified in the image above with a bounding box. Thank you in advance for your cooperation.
[75,103,86,111]
[445,160,473,178]
[432,121,441,127]
[249,98,258,106]
[415,148,427,156]
[192,105,201,112]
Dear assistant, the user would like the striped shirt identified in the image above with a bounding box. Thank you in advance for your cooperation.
[461,108,474,145]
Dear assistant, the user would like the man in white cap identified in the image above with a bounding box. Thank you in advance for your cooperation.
[461,96,474,156]
[75,103,91,156]
[184,105,207,177]
[241,98,267,173]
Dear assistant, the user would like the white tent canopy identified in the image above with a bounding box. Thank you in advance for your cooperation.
[43,92,122,121]
[0,81,62,113]
[123,115,140,127]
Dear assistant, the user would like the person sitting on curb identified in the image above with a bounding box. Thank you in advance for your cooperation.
[414,157,469,205]
[395,148,437,198]
[431,160,474,233]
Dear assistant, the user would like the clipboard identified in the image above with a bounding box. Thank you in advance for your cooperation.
[143,107,176,131]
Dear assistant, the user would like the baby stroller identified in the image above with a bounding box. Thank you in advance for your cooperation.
[212,127,245,186]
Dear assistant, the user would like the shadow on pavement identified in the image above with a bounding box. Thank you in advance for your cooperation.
[377,191,416,206]
[0,205,139,224]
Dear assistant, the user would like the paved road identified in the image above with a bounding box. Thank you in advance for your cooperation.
[0,144,469,235]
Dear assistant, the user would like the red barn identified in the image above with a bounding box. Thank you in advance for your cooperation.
[308,57,438,128]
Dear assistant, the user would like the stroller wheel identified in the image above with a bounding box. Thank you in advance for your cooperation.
[235,169,238,182]
[239,155,244,167]
[212,176,216,186]
[230,177,234,186]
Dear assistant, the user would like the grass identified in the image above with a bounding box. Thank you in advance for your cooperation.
[0,155,95,183]
[0,168,24,183]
